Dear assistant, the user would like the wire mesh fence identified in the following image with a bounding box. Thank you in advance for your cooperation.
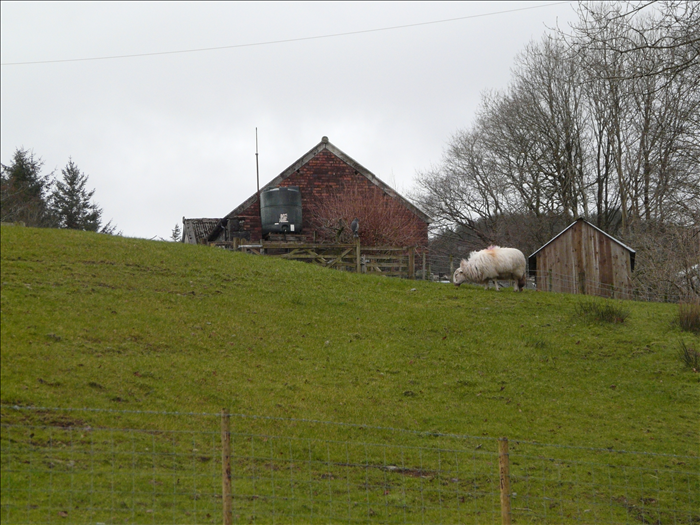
[1,406,698,524]
[426,252,693,304]
[215,241,691,304]
[505,441,699,525]
[1,412,222,524]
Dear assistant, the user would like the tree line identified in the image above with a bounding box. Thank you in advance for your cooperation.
[413,1,699,299]
[1,148,117,234]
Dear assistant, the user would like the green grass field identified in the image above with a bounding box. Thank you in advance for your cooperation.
[1,225,698,524]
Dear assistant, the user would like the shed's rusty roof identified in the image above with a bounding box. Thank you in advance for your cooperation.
[182,218,220,244]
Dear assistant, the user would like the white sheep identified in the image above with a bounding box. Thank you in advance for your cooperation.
[453,246,527,291]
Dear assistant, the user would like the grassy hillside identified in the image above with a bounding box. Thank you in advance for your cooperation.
[1,225,698,523]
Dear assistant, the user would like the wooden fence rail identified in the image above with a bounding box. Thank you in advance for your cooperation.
[212,239,424,279]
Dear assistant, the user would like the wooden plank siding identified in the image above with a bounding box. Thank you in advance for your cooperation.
[531,219,634,299]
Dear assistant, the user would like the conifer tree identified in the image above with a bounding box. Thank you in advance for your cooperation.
[50,158,104,231]
[1,148,53,226]
[171,223,182,242]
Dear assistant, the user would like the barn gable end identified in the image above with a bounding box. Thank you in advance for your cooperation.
[529,218,635,298]
[190,137,430,246]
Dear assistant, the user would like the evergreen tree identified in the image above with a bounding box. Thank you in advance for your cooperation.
[1,148,53,226]
[171,223,182,242]
[50,158,104,231]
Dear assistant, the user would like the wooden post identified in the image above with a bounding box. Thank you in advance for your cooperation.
[408,247,415,279]
[422,252,426,280]
[449,255,454,284]
[498,438,511,525]
[355,238,361,273]
[578,271,586,295]
[221,409,232,525]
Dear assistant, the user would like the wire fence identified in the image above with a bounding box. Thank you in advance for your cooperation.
[425,253,695,304]
[1,406,698,524]
[218,240,693,304]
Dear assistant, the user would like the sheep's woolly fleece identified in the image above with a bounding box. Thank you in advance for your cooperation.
[453,246,527,291]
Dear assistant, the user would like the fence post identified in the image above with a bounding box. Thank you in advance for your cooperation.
[355,239,361,273]
[578,271,586,295]
[449,255,454,284]
[408,247,415,279]
[498,437,511,525]
[422,251,426,280]
[221,409,232,525]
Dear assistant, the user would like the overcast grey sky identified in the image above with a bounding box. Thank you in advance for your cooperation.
[1,1,581,239]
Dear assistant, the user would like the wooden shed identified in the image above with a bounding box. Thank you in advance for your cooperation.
[528,218,635,299]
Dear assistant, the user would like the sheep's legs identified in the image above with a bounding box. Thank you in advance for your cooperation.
[484,278,525,292]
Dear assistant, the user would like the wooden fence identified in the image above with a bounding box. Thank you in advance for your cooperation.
[210,239,426,279]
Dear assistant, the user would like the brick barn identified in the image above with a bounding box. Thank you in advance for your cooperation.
[528,218,636,299]
[183,136,430,248]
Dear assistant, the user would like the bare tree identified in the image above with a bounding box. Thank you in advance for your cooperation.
[567,1,700,230]
[412,129,506,246]
[623,222,700,301]
[413,0,699,299]
[563,1,700,85]
[310,187,425,247]
[413,35,590,251]
[484,36,589,221]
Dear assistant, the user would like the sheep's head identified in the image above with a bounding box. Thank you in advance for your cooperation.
[453,268,466,286]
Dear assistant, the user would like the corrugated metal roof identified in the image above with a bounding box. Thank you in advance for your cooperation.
[183,218,220,244]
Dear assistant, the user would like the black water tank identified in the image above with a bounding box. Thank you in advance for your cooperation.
[260,186,302,235]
